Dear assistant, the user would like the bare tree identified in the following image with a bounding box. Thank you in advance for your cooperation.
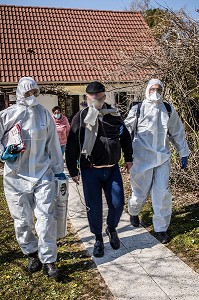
[129,0,151,12]
[103,8,199,191]
[80,6,198,192]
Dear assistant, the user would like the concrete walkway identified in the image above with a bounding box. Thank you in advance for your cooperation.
[67,178,199,300]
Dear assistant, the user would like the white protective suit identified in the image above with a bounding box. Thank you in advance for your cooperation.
[0,77,64,263]
[125,79,189,232]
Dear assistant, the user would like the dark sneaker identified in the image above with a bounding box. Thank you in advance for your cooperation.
[157,232,171,244]
[43,263,60,278]
[105,227,120,250]
[28,252,42,273]
[130,215,140,227]
[93,240,104,257]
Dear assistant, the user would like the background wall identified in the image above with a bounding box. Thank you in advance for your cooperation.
[9,94,58,114]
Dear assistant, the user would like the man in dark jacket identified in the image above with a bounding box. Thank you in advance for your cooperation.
[66,81,133,257]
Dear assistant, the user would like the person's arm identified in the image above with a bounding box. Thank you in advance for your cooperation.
[0,110,10,161]
[65,112,81,177]
[124,106,138,135]
[119,121,133,172]
[168,106,190,158]
[46,110,64,174]
[119,118,133,162]
[0,117,5,160]
[65,116,71,138]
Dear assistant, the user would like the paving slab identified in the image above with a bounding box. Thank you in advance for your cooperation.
[67,178,199,300]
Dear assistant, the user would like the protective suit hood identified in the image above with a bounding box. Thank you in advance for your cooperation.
[145,79,164,102]
[16,77,40,107]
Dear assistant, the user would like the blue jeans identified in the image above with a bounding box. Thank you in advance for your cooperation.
[81,164,124,235]
[60,145,66,154]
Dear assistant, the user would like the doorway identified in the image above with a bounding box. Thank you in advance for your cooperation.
[59,95,79,123]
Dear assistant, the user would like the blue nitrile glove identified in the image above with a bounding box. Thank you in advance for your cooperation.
[55,173,67,180]
[181,157,188,169]
[1,146,19,162]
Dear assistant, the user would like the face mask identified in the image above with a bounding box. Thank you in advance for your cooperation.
[90,96,104,109]
[92,101,103,109]
[25,95,38,107]
[149,91,161,101]
[54,114,61,119]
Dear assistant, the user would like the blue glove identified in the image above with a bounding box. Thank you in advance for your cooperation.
[1,146,19,162]
[55,173,67,180]
[181,157,188,169]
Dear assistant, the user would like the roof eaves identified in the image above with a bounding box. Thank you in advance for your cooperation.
[0,79,138,87]
[0,4,142,14]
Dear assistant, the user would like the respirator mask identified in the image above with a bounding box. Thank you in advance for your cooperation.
[149,91,161,102]
[25,95,38,107]
[54,114,61,119]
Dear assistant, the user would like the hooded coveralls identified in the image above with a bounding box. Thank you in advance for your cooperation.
[0,77,64,263]
[124,79,189,232]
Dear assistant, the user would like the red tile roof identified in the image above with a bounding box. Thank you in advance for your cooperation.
[0,5,156,84]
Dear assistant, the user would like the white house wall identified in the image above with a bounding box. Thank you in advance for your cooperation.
[78,92,115,110]
[37,94,58,113]
[9,94,58,114]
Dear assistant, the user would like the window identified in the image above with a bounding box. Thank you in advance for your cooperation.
[59,95,79,123]
[0,95,5,111]
[114,92,134,119]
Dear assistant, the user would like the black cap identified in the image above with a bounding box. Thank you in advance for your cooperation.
[86,81,105,94]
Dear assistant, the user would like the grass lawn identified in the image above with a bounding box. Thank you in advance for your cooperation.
[0,167,198,300]
[122,170,199,273]
[0,175,113,300]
